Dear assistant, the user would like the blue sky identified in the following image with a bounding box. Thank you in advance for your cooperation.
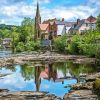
[0,0,100,25]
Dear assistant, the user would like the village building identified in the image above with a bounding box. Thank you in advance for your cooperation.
[34,0,97,41]
[55,19,75,36]
[70,16,97,34]
[2,38,11,49]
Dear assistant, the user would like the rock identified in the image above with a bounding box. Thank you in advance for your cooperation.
[93,78,100,98]
[0,89,9,92]
[74,58,96,64]
[63,90,98,100]
[86,72,100,82]
[0,91,62,100]
[70,82,93,90]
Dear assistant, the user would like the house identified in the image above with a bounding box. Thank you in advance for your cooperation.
[72,16,97,34]
[43,19,57,38]
[39,23,50,39]
[2,38,11,48]
[55,18,75,36]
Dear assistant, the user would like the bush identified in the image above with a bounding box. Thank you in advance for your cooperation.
[67,35,81,54]
[16,42,25,52]
[54,35,67,53]
[79,44,100,58]
[67,42,79,54]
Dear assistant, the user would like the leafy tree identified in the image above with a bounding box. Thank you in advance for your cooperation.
[54,34,67,53]
[97,14,100,32]
[19,17,34,43]
[11,27,19,53]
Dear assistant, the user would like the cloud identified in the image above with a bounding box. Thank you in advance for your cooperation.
[0,0,99,25]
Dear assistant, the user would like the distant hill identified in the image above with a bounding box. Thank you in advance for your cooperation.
[0,24,19,30]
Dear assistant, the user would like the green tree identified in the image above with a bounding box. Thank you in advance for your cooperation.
[97,14,100,32]
[19,17,34,43]
[11,27,19,53]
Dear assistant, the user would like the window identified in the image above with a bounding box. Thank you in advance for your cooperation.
[86,23,88,27]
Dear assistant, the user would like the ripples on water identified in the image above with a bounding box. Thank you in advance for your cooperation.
[0,61,99,98]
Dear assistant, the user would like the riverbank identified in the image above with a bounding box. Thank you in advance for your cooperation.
[0,52,100,100]
[64,72,100,100]
[0,51,100,67]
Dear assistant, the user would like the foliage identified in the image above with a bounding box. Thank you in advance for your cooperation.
[67,35,81,54]
[97,14,100,32]
[54,35,67,53]
[16,42,25,52]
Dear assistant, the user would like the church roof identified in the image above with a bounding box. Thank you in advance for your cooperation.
[39,24,49,31]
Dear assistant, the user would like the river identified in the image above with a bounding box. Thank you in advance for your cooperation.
[0,61,99,98]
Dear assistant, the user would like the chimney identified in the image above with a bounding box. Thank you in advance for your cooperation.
[62,18,64,21]
[77,19,80,25]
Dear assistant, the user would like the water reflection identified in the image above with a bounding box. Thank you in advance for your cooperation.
[0,61,99,97]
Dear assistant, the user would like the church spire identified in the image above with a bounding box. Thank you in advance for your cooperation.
[34,0,41,39]
[36,0,40,17]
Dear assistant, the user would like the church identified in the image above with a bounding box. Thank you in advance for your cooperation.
[34,0,57,43]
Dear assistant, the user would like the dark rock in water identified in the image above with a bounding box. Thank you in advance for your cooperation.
[63,90,98,100]
[0,89,9,92]
[86,72,100,82]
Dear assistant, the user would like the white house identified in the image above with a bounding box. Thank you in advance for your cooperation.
[73,16,97,34]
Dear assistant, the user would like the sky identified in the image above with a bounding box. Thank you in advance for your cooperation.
[0,0,100,25]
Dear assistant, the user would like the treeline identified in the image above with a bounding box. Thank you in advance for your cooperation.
[0,24,19,30]
[54,14,100,59]
[0,17,40,52]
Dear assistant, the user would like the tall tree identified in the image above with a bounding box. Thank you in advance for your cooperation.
[19,17,35,43]
[97,14,100,32]
[11,27,19,53]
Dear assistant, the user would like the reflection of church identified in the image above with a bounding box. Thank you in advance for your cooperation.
[34,63,75,91]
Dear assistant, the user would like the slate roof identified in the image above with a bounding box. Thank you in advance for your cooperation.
[55,21,75,27]
[74,19,85,30]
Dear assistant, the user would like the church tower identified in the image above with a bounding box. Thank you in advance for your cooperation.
[34,0,41,39]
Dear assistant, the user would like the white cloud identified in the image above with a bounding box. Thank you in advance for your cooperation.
[0,19,5,24]
[89,0,100,6]
[0,0,99,25]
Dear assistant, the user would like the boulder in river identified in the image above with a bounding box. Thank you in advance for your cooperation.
[86,72,100,82]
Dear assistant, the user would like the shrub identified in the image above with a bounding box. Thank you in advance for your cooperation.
[54,35,67,53]
[16,42,25,52]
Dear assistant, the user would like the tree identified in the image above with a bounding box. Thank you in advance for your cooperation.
[11,27,19,53]
[97,14,100,32]
[19,17,35,43]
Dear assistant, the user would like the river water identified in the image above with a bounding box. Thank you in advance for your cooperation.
[0,51,12,58]
[0,61,99,98]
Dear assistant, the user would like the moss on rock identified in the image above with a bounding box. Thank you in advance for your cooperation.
[94,78,100,89]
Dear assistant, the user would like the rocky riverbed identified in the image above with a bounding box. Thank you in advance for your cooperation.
[0,51,100,67]
[0,72,100,100]
[64,72,100,100]
[0,51,100,100]
[0,89,62,100]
